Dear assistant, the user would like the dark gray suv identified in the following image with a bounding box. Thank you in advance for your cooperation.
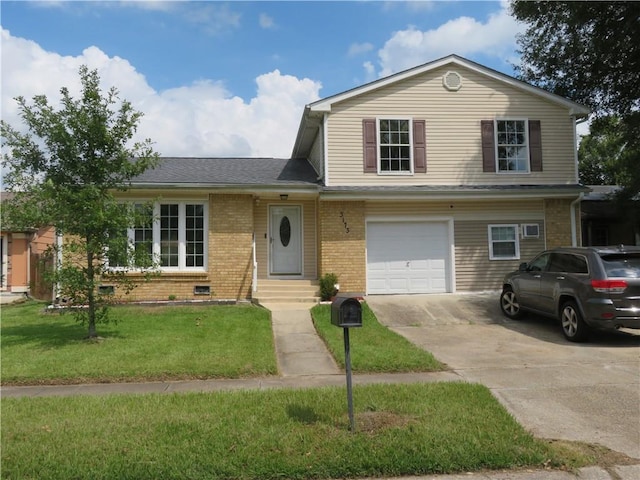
[500,245,640,342]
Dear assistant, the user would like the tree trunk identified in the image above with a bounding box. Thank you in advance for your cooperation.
[86,247,97,338]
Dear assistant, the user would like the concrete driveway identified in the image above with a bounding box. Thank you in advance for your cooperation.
[366,293,640,460]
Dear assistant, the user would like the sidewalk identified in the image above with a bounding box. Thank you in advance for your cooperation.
[2,301,638,480]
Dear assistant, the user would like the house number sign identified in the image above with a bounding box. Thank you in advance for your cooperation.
[340,211,350,234]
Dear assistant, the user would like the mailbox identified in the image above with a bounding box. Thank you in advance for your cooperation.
[331,295,362,328]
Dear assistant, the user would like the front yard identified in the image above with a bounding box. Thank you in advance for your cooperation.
[1,301,277,384]
[0,300,601,479]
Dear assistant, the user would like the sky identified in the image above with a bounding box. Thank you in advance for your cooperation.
[1,0,540,162]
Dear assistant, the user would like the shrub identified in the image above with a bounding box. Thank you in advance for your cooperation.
[319,273,338,301]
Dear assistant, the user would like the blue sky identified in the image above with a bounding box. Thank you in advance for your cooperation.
[1,1,526,159]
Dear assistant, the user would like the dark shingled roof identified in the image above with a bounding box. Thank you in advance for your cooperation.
[131,157,320,187]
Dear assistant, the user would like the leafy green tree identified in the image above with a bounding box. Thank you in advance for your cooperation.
[1,66,159,338]
[511,1,640,199]
[578,116,624,186]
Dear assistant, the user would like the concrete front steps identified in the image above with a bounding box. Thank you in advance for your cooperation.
[253,279,321,305]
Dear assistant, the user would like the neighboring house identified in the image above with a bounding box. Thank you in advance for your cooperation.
[581,185,639,246]
[109,55,590,302]
[0,192,56,298]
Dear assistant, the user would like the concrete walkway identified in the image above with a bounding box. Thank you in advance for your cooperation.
[265,302,341,377]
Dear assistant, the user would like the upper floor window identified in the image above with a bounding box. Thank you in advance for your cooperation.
[379,119,411,173]
[481,119,542,173]
[363,118,427,175]
[496,120,529,172]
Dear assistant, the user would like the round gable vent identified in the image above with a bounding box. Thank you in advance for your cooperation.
[443,71,462,91]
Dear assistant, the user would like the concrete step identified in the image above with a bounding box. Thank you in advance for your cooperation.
[254,279,320,304]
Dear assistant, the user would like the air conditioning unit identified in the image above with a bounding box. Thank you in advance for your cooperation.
[521,224,540,239]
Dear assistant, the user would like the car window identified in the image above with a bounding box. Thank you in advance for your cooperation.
[548,253,588,274]
[528,253,550,272]
[600,253,640,278]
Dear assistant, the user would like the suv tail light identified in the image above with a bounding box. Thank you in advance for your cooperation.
[591,279,628,293]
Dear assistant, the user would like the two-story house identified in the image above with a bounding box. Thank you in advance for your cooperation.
[111,55,590,302]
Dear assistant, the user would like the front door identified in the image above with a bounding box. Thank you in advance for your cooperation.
[269,205,302,275]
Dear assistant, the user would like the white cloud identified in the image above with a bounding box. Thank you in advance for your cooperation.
[348,42,374,57]
[1,28,322,160]
[259,12,276,29]
[376,2,524,77]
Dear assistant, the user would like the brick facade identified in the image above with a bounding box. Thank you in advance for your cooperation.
[318,201,366,293]
[544,198,574,248]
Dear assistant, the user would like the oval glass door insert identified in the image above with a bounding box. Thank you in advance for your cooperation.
[279,216,291,247]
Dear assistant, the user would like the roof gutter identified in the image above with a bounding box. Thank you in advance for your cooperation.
[319,187,589,202]
[128,183,320,195]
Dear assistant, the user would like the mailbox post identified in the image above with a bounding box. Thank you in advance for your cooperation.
[331,295,362,431]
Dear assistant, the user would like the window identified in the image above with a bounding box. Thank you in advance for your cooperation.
[379,119,411,173]
[362,118,426,174]
[107,203,153,268]
[109,201,207,271]
[549,253,588,274]
[528,253,550,272]
[488,224,520,260]
[481,119,542,173]
[159,202,206,269]
[496,120,528,172]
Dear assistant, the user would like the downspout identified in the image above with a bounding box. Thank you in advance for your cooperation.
[571,114,588,246]
[323,113,329,187]
[252,232,257,293]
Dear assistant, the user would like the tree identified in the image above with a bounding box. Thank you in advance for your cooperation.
[1,66,159,338]
[511,1,640,199]
[578,116,625,186]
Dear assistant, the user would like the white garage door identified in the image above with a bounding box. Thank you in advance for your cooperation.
[366,221,450,294]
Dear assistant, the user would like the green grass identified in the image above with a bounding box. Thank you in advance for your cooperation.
[311,303,445,372]
[1,301,277,384]
[1,383,589,480]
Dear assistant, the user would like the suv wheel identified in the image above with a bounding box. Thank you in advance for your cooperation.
[500,287,523,319]
[560,301,589,342]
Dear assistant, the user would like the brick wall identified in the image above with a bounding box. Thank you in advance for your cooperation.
[209,194,254,300]
[318,201,366,293]
[544,198,574,248]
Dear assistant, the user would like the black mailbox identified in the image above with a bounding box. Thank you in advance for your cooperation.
[331,295,362,328]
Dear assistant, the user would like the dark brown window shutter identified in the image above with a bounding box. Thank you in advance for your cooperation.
[529,120,543,171]
[362,118,377,173]
[413,119,427,173]
[481,120,496,172]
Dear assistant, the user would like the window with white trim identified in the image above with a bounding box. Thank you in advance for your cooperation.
[488,224,520,260]
[108,203,153,268]
[496,119,529,173]
[109,201,207,271]
[158,202,207,269]
[379,118,412,173]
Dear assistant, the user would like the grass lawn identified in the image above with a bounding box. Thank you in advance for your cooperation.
[311,303,445,372]
[1,301,277,385]
[1,382,591,480]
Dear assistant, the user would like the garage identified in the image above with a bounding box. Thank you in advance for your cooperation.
[366,221,451,294]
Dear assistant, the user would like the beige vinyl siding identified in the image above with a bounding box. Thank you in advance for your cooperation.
[255,199,317,279]
[364,199,545,291]
[326,64,577,186]
[455,220,545,292]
